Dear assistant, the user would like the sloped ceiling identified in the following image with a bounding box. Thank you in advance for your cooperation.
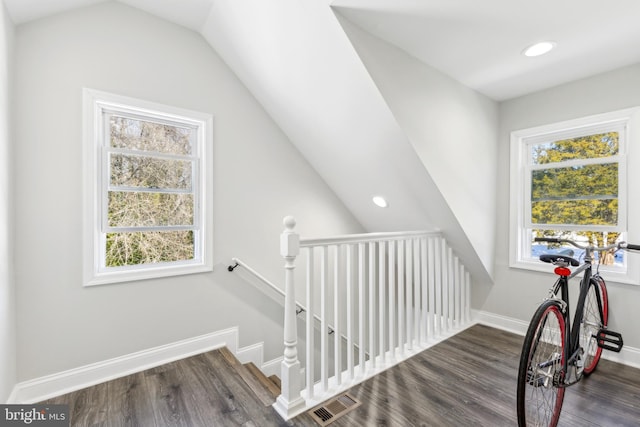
[6,0,640,284]
[3,0,213,30]
[7,0,640,101]
[332,0,640,101]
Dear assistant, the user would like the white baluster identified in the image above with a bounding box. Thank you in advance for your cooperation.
[398,239,405,357]
[305,247,314,399]
[465,271,471,322]
[420,237,428,344]
[441,238,449,334]
[320,245,328,392]
[368,241,376,370]
[447,248,455,329]
[427,236,435,340]
[465,270,471,324]
[388,240,396,360]
[413,238,420,345]
[274,216,305,419]
[379,241,386,363]
[346,244,354,381]
[454,256,460,327]
[433,237,442,337]
[333,245,341,386]
[358,242,366,374]
[406,239,413,351]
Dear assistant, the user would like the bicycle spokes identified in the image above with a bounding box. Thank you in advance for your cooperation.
[519,237,637,426]
[527,352,562,388]
[518,302,566,426]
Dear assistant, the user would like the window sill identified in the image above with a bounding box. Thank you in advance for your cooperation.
[83,262,213,287]
[510,258,639,286]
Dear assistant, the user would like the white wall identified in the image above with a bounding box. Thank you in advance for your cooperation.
[13,2,363,382]
[334,13,499,282]
[202,0,442,234]
[485,63,640,350]
[0,0,15,402]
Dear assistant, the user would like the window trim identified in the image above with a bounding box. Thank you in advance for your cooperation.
[509,108,639,285]
[83,88,214,286]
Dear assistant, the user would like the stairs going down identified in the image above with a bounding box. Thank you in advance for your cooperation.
[217,347,281,404]
[39,347,285,426]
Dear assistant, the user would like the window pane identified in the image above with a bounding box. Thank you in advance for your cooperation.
[531,163,618,201]
[106,231,194,267]
[110,154,192,190]
[531,199,618,226]
[531,132,618,165]
[110,116,193,155]
[108,192,194,227]
[531,162,618,226]
[532,229,623,266]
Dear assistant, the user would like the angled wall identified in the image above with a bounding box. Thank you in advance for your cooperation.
[201,0,494,284]
[333,10,499,281]
[13,2,362,383]
[0,0,15,403]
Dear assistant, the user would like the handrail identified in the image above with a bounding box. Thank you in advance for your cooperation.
[228,257,331,331]
[228,257,286,299]
[300,229,441,246]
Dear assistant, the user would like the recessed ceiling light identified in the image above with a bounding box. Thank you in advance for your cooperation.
[372,196,388,208]
[523,41,556,57]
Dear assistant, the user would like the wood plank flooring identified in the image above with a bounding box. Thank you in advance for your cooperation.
[42,349,292,427]
[295,324,640,426]
[42,324,640,426]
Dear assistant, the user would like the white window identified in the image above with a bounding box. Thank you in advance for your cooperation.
[83,89,213,286]
[510,108,640,284]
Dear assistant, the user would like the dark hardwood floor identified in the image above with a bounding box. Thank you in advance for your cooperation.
[42,324,640,426]
[43,348,292,427]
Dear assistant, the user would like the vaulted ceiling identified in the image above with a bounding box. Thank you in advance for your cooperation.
[6,0,640,283]
[7,0,640,101]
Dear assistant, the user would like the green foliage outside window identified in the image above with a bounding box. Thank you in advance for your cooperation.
[530,132,620,263]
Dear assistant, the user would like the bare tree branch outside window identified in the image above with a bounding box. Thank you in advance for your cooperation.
[106,116,196,267]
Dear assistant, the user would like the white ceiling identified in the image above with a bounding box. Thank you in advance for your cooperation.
[332,0,640,100]
[3,0,213,32]
[5,0,640,100]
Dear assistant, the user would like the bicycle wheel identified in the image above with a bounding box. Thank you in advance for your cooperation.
[580,276,608,375]
[517,300,566,427]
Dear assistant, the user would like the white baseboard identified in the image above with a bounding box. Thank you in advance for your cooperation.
[12,310,638,405]
[472,309,530,336]
[235,343,284,378]
[235,342,264,365]
[262,356,283,378]
[8,326,268,404]
[472,309,640,369]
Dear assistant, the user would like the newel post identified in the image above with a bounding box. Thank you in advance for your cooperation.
[274,216,305,419]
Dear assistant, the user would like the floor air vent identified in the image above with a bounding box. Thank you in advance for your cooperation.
[309,393,361,426]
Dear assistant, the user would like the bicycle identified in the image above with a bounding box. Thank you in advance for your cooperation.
[516,237,640,426]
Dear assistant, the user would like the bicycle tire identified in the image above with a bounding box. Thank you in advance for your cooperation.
[517,300,566,427]
[580,276,608,375]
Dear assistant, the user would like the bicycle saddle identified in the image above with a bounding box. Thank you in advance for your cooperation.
[539,253,579,266]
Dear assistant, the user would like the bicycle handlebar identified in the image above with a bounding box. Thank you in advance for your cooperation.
[621,242,640,251]
[534,237,640,252]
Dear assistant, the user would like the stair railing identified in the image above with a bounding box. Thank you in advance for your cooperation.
[229,258,305,316]
[273,216,471,420]
[228,257,334,332]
